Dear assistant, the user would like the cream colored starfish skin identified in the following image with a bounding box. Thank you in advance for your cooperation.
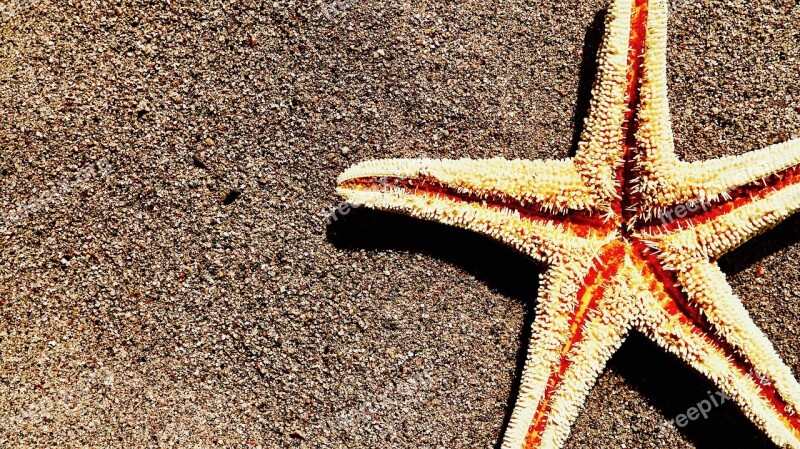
[334,0,800,448]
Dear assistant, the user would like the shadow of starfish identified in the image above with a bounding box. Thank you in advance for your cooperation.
[719,214,800,276]
[569,9,606,158]
[327,208,542,446]
[326,208,541,305]
[327,209,785,449]
[609,332,775,448]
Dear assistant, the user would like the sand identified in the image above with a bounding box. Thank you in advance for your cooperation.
[0,0,798,447]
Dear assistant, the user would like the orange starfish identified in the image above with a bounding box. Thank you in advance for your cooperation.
[334,0,800,447]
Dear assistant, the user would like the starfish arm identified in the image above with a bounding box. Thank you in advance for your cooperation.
[638,171,800,259]
[678,139,800,206]
[636,139,800,223]
[572,0,633,205]
[339,157,599,213]
[502,248,635,449]
[633,0,680,184]
[678,260,800,409]
[631,0,800,223]
[336,158,610,264]
[636,277,800,447]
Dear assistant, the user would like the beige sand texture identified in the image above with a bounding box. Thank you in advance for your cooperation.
[0,0,799,448]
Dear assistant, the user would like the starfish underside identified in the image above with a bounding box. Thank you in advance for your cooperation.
[334,0,800,447]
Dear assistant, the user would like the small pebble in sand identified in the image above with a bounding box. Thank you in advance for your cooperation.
[223,189,242,205]
[192,153,207,169]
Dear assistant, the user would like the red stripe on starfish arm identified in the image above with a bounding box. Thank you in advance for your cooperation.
[636,162,800,234]
[631,241,800,443]
[615,0,648,222]
[339,176,612,237]
[522,243,627,447]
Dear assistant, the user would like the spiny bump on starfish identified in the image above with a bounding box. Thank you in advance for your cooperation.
[333,0,800,448]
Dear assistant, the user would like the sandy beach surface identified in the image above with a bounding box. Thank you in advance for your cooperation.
[1,0,799,447]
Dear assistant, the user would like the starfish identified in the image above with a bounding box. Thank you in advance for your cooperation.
[333,0,800,447]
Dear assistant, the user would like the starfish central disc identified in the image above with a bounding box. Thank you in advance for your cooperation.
[333,0,800,448]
